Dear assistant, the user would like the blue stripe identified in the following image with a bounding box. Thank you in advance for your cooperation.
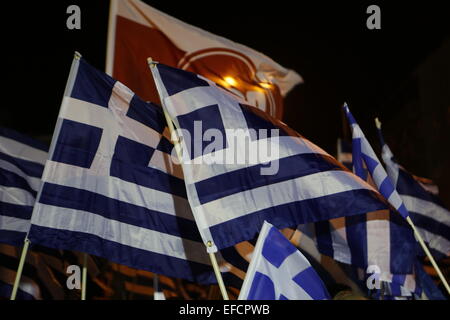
[210,188,388,250]
[0,151,44,178]
[38,182,200,242]
[0,202,33,220]
[126,98,166,134]
[409,211,450,242]
[388,211,416,274]
[0,168,37,198]
[28,225,216,284]
[157,64,210,97]
[195,153,344,205]
[70,58,116,108]
[397,168,447,207]
[314,221,335,260]
[0,230,26,246]
[343,105,357,126]
[376,127,386,149]
[345,214,368,268]
[51,119,103,169]
[109,158,187,199]
[0,127,48,152]
[351,138,367,180]
[262,227,297,268]
[292,267,330,299]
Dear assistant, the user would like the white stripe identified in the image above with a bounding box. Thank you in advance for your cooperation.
[401,195,450,227]
[165,85,230,117]
[416,227,450,255]
[0,159,42,192]
[387,191,404,210]
[381,145,399,186]
[0,186,35,206]
[0,136,47,165]
[0,215,30,233]
[42,160,194,221]
[61,97,162,150]
[329,220,352,265]
[366,218,391,275]
[31,203,210,266]
[199,170,376,227]
[187,136,330,181]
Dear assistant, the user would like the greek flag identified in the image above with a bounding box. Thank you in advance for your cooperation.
[342,107,421,293]
[151,63,393,252]
[343,104,409,218]
[238,221,330,300]
[0,128,48,246]
[376,125,450,258]
[27,55,216,283]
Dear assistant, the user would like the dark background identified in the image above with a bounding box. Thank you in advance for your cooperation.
[0,1,449,205]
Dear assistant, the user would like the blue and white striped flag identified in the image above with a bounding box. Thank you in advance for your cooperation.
[343,104,409,218]
[0,128,48,246]
[238,221,330,300]
[150,63,394,252]
[342,105,422,296]
[376,125,450,258]
[27,55,217,283]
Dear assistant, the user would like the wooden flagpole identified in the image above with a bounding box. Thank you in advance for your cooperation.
[10,238,31,300]
[147,58,229,300]
[375,118,450,295]
[81,253,88,300]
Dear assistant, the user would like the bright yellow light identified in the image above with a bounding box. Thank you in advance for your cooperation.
[259,82,272,89]
[224,76,237,87]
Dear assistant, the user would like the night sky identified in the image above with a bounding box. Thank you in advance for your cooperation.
[1,1,449,203]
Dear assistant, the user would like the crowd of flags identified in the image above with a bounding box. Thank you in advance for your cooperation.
[0,0,448,300]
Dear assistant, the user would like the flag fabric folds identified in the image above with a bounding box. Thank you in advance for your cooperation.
[341,107,433,296]
[0,243,65,300]
[0,128,48,246]
[106,0,302,119]
[343,104,409,218]
[239,221,330,300]
[376,126,450,258]
[27,56,216,284]
[151,63,400,252]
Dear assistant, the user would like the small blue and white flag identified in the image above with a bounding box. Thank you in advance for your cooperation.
[376,124,450,258]
[151,63,395,253]
[0,128,48,246]
[27,55,217,283]
[238,221,330,300]
[343,104,409,219]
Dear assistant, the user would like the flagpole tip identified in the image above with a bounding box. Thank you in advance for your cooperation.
[74,51,82,60]
[147,57,158,68]
[375,117,382,129]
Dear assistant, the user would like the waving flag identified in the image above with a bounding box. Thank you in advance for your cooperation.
[343,105,410,218]
[0,128,48,246]
[106,0,302,119]
[376,124,450,258]
[342,107,434,297]
[150,63,397,253]
[239,221,329,300]
[27,55,218,284]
